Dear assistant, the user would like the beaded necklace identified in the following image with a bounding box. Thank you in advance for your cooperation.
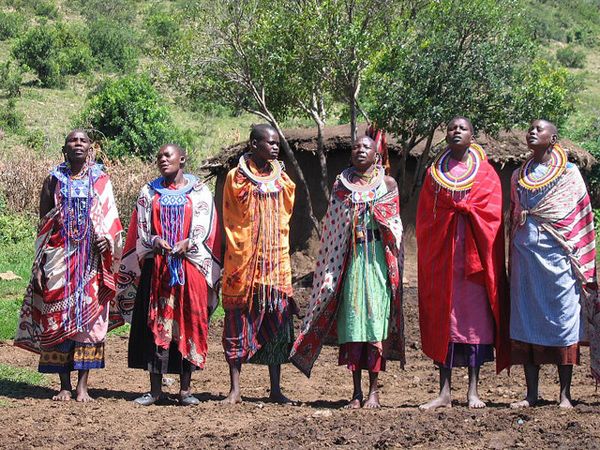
[517,143,567,192]
[430,144,486,193]
[149,174,197,286]
[238,154,283,194]
[52,162,99,331]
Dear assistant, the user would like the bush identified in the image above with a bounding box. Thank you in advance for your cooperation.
[145,10,182,50]
[32,0,59,19]
[78,75,192,160]
[12,23,94,88]
[556,46,586,68]
[88,19,138,72]
[24,129,49,152]
[0,212,35,245]
[0,61,24,98]
[0,11,26,41]
[0,99,25,133]
[73,0,137,23]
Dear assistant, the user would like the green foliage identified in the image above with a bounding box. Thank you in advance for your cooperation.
[12,23,94,88]
[0,210,35,245]
[0,11,26,41]
[0,61,23,98]
[0,363,49,386]
[145,9,182,50]
[79,74,191,160]
[0,99,24,133]
[88,18,138,72]
[367,0,580,144]
[0,300,21,340]
[73,0,138,23]
[556,45,586,68]
[3,0,59,19]
[24,129,49,151]
[509,59,581,128]
[525,0,600,46]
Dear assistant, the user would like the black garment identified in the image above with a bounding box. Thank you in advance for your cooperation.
[128,259,197,374]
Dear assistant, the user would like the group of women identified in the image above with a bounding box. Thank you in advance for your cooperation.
[14,117,599,409]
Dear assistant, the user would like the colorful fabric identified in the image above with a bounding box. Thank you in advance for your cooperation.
[437,343,494,369]
[338,342,386,372]
[116,176,221,369]
[38,340,105,373]
[338,194,391,344]
[221,155,295,310]
[417,146,510,373]
[291,171,404,377]
[509,154,597,376]
[15,164,124,354]
[222,291,293,365]
[511,340,580,366]
[448,159,494,345]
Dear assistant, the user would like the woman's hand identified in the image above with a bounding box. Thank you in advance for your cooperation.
[95,236,111,254]
[170,239,190,257]
[153,237,172,255]
[33,265,45,293]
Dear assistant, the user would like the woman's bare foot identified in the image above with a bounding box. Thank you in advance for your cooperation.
[76,388,94,403]
[269,391,295,405]
[343,393,363,409]
[52,390,72,401]
[510,397,537,409]
[221,390,242,405]
[363,391,381,409]
[559,396,574,409]
[468,394,486,409]
[419,394,451,411]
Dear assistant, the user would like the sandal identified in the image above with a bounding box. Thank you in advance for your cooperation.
[179,393,200,406]
[133,393,161,406]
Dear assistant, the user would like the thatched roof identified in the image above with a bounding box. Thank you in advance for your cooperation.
[202,123,596,175]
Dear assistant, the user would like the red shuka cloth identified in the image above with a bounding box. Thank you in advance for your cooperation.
[416,159,510,373]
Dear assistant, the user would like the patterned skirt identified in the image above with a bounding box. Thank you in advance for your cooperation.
[38,340,105,373]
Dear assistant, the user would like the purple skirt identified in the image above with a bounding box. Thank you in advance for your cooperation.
[436,343,494,368]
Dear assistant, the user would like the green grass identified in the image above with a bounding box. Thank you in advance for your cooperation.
[0,298,21,340]
[0,363,49,387]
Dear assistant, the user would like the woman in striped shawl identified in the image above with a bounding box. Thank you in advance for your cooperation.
[509,119,597,409]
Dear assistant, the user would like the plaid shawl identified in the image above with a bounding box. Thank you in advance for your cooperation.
[510,164,599,381]
[290,179,405,377]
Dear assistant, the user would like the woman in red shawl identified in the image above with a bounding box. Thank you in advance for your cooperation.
[116,144,221,406]
[416,116,509,410]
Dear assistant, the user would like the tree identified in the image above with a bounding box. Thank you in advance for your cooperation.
[366,0,580,201]
[164,0,324,232]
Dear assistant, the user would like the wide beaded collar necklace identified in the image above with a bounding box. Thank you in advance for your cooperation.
[430,144,486,193]
[517,144,567,192]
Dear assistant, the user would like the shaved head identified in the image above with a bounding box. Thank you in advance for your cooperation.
[535,119,558,137]
[250,124,278,143]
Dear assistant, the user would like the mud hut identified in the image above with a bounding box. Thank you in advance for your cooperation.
[202,124,596,280]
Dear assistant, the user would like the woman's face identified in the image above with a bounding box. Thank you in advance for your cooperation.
[446,118,473,151]
[156,145,185,178]
[526,120,557,153]
[351,136,377,171]
[63,131,91,165]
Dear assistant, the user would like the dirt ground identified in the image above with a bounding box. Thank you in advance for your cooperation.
[1,287,600,449]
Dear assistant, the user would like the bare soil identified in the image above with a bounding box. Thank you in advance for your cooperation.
[1,287,600,449]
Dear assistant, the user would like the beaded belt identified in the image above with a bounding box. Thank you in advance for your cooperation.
[355,228,381,244]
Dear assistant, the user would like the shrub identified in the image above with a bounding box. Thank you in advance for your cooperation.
[556,46,586,69]
[12,23,94,88]
[32,0,59,19]
[24,129,49,152]
[145,10,182,50]
[0,99,25,133]
[78,75,192,160]
[0,61,24,98]
[0,11,26,41]
[0,212,35,245]
[88,19,138,72]
[73,0,137,23]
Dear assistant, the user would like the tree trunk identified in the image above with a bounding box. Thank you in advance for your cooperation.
[410,127,436,196]
[395,135,416,204]
[271,122,321,236]
[350,95,358,144]
[315,118,331,201]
